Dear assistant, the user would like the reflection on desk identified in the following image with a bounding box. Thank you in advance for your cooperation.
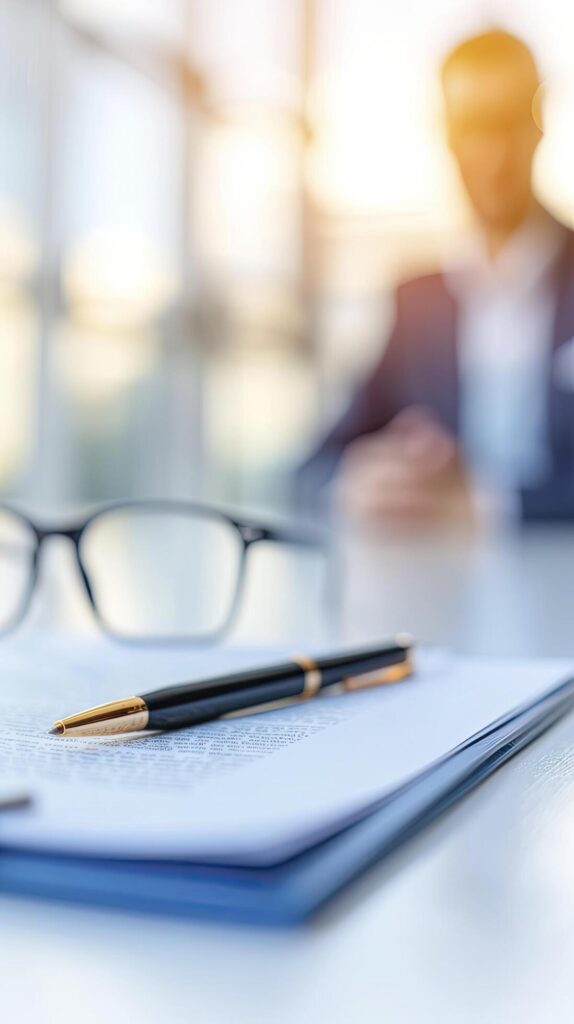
[340,526,574,657]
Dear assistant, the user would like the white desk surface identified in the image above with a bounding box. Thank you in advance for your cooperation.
[3,528,574,1024]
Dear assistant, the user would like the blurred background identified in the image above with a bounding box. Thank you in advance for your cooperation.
[2,0,574,517]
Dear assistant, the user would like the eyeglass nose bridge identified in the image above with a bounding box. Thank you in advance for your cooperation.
[31,523,97,610]
[33,524,84,546]
[31,524,86,578]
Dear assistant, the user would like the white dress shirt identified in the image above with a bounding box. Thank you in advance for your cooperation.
[446,214,566,511]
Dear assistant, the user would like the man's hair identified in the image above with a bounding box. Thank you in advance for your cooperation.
[441,28,540,92]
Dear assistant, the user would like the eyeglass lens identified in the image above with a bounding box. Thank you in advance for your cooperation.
[0,510,36,630]
[79,506,244,639]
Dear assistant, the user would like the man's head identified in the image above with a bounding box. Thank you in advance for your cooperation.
[441,29,542,237]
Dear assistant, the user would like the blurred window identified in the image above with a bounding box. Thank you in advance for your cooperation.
[0,0,573,511]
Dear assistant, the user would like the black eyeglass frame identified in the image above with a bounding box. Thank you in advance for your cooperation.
[0,499,325,644]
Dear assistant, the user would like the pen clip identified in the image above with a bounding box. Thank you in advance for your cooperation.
[342,657,414,692]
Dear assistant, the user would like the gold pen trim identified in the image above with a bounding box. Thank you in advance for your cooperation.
[290,655,322,698]
[343,656,414,691]
[52,696,149,737]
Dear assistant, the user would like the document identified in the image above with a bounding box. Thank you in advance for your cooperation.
[0,635,382,790]
[0,634,571,865]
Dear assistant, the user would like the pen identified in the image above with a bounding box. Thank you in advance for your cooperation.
[50,635,414,737]
[0,784,32,811]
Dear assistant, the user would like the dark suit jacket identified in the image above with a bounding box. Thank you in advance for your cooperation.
[297,228,574,521]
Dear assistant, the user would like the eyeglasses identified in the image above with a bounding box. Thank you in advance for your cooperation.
[0,500,324,643]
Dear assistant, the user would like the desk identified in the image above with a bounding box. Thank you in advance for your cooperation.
[3,527,574,1023]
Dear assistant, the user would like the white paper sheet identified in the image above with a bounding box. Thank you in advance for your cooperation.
[0,634,571,864]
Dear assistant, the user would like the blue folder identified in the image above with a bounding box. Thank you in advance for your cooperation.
[2,673,574,925]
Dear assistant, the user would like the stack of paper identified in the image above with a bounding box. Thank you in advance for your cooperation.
[0,635,572,923]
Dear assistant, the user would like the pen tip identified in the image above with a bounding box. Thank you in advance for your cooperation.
[50,723,64,736]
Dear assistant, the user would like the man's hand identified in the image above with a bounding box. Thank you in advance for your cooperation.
[334,407,474,529]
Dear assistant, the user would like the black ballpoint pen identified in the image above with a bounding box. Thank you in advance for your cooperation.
[50,635,414,737]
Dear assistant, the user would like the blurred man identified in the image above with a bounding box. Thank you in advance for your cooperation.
[297,29,574,526]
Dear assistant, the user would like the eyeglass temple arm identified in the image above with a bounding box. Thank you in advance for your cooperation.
[236,518,341,629]
[238,521,328,549]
